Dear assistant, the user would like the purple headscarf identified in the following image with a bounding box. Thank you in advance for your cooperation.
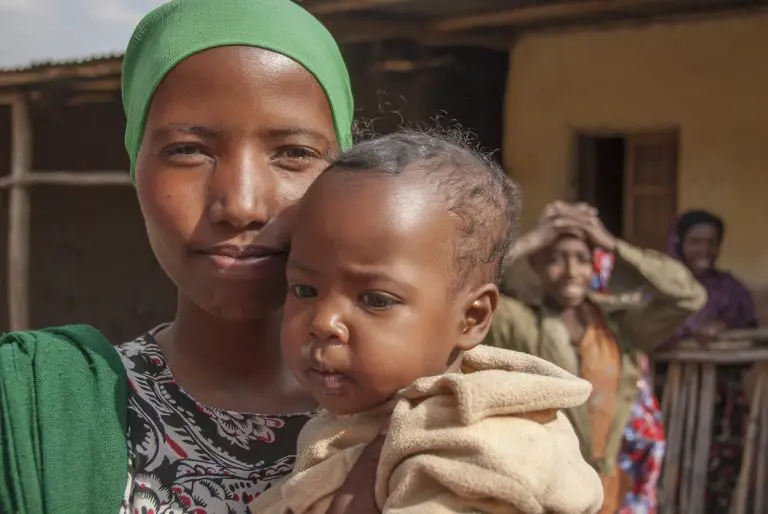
[664,210,757,346]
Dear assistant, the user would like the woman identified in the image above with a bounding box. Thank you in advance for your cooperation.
[0,1,379,513]
[658,209,757,513]
[663,209,756,344]
[485,201,706,513]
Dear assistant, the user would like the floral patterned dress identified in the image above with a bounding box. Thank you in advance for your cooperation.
[117,332,313,514]
[618,355,665,513]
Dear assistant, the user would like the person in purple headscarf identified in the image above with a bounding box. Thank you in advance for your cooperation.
[658,209,757,512]
[664,209,757,344]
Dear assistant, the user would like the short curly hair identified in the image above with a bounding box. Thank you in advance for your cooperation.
[325,128,521,289]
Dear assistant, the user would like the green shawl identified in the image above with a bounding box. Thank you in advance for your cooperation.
[0,326,128,513]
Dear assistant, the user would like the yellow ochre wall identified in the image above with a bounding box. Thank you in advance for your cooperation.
[504,13,768,292]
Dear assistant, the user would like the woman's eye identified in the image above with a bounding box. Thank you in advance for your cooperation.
[161,143,213,166]
[291,284,317,299]
[546,256,563,266]
[274,146,324,171]
[164,144,202,156]
[283,147,315,160]
[360,292,398,310]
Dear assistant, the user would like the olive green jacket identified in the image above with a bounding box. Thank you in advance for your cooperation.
[484,240,706,474]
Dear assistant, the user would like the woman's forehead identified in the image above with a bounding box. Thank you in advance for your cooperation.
[144,46,335,139]
[684,222,720,239]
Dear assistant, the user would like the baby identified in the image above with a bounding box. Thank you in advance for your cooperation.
[250,131,603,514]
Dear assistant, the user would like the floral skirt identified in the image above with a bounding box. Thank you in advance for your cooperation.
[618,358,665,513]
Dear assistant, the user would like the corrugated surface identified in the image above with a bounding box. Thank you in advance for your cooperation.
[0,52,124,74]
[0,0,759,78]
[351,0,577,18]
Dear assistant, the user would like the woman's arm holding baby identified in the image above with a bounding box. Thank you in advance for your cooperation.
[327,436,386,514]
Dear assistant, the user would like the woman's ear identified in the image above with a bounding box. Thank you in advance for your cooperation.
[457,283,500,351]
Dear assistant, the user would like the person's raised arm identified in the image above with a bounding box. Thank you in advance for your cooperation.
[565,206,706,352]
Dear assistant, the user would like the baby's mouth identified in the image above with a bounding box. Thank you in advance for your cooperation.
[305,367,349,391]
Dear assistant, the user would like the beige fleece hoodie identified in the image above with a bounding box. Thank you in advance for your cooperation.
[249,345,603,514]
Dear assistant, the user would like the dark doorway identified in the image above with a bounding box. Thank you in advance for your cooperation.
[577,136,625,238]
[576,130,679,252]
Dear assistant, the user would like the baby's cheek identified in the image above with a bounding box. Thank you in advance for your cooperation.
[368,352,424,388]
[280,310,308,358]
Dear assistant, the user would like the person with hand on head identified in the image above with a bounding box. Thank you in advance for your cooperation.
[0,1,381,513]
[485,201,706,514]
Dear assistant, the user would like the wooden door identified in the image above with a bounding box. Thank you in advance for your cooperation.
[623,130,679,252]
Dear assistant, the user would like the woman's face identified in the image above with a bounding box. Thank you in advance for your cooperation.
[531,236,593,308]
[681,222,721,275]
[135,46,337,320]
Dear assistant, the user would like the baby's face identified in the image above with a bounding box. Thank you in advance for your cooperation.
[281,171,470,415]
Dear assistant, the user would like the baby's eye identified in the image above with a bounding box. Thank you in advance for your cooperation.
[359,292,398,310]
[290,284,317,299]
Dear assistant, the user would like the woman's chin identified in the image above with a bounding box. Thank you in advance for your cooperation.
[689,258,714,275]
[556,288,587,308]
[193,286,287,320]
[557,294,585,309]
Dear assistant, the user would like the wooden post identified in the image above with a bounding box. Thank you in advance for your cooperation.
[661,362,685,514]
[754,366,768,514]
[690,363,716,513]
[680,364,699,514]
[8,94,31,331]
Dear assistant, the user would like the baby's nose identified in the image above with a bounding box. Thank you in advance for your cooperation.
[309,305,349,344]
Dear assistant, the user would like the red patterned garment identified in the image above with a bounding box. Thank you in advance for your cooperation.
[117,332,313,514]
[617,355,665,514]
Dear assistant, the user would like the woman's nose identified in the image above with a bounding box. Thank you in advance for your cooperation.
[207,148,278,230]
[563,258,577,277]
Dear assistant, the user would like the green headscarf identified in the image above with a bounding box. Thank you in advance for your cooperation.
[122,0,354,180]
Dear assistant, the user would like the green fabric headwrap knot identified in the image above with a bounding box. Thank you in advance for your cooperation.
[122,0,354,182]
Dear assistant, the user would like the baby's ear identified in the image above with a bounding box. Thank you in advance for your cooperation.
[457,283,499,351]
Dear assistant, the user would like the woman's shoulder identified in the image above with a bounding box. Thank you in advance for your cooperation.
[485,295,540,352]
[1,324,122,371]
[0,325,130,513]
[495,294,538,323]
[0,324,128,411]
[713,269,752,293]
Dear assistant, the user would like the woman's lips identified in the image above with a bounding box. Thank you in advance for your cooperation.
[561,283,585,298]
[691,258,712,272]
[195,244,287,278]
